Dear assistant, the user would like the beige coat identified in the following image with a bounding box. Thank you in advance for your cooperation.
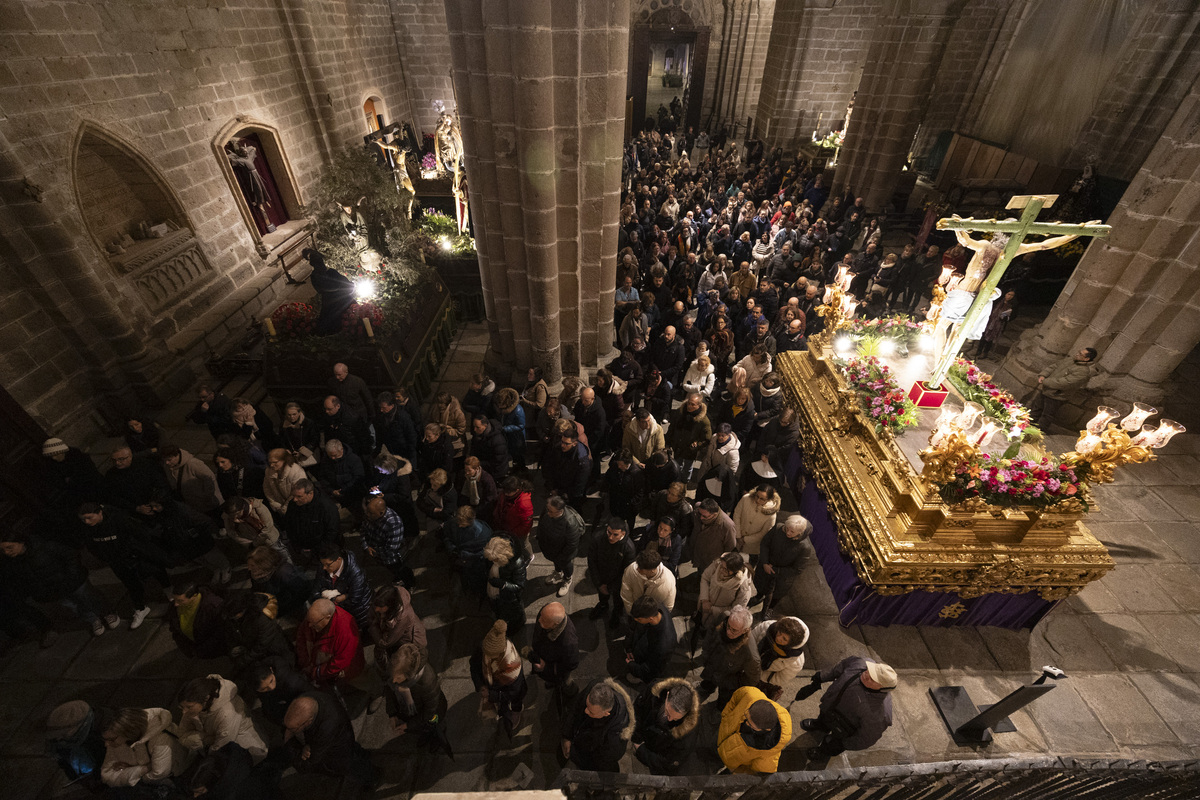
[620,562,677,612]
[177,676,268,763]
[699,555,754,623]
[752,617,810,687]
[101,708,194,787]
[165,450,222,513]
[698,433,741,477]
[732,492,780,555]
[621,416,666,466]
[263,462,308,512]
[222,496,282,552]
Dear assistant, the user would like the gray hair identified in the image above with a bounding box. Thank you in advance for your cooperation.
[784,514,812,538]
[728,605,753,630]
[324,439,344,456]
[587,682,615,712]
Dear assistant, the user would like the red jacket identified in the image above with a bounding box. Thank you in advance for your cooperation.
[295,606,364,685]
[492,490,533,540]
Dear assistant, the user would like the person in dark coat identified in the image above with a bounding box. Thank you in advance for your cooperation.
[752,514,814,614]
[375,392,418,461]
[250,656,310,728]
[541,428,592,510]
[417,423,455,476]
[482,534,527,631]
[281,480,340,560]
[604,450,645,534]
[102,446,169,512]
[637,517,683,576]
[626,596,677,683]
[307,250,357,335]
[642,449,683,493]
[222,591,293,674]
[312,543,371,632]
[468,415,510,481]
[214,439,266,502]
[572,388,608,457]
[528,601,580,691]
[587,519,637,624]
[43,438,104,507]
[167,581,227,659]
[536,496,584,596]
[282,692,374,787]
[318,395,372,460]
[632,677,699,775]
[0,531,117,639]
[455,457,498,520]
[385,642,448,751]
[326,363,374,421]
[700,606,761,708]
[798,656,896,759]
[75,502,170,629]
[247,545,310,619]
[649,326,688,386]
[187,385,238,441]
[560,679,635,773]
[314,439,365,511]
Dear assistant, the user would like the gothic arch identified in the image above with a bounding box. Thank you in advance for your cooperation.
[211,116,305,250]
[70,121,190,260]
[362,91,389,132]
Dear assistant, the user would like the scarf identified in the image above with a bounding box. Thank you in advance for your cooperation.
[465,475,481,506]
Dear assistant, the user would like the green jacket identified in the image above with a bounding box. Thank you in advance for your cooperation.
[1040,357,1097,400]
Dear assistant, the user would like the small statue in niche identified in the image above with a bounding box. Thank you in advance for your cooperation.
[434,108,463,174]
[452,156,469,234]
[226,138,276,233]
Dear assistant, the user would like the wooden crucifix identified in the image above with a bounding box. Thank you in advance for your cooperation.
[925,194,1112,390]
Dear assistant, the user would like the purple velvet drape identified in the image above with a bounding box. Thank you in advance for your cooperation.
[786,448,1057,629]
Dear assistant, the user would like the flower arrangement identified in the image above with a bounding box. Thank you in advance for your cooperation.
[341,301,384,338]
[416,208,476,256]
[812,129,845,149]
[270,303,316,338]
[840,356,920,437]
[947,358,1039,443]
[844,314,926,349]
[939,453,1086,510]
[421,152,438,172]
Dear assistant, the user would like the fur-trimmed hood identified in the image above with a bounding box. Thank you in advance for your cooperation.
[604,677,637,742]
[649,677,700,739]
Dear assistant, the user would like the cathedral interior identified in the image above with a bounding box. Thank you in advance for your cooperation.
[2,1,1200,798]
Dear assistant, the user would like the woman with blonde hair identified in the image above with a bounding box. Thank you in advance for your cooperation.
[434,392,467,460]
[262,448,307,514]
[101,707,194,789]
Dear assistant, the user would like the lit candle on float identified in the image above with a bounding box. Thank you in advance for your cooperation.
[362,317,375,338]
[1120,402,1156,431]
[1151,420,1185,448]
[265,318,277,338]
[1086,406,1119,434]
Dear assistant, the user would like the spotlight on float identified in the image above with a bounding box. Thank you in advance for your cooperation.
[879,338,897,357]
[834,335,853,354]
[441,237,452,251]
[918,333,934,352]
[354,278,377,301]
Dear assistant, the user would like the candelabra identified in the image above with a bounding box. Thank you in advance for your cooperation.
[1060,404,1185,485]
[919,401,995,485]
[813,265,858,351]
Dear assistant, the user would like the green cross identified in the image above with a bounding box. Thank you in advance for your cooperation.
[926,194,1112,389]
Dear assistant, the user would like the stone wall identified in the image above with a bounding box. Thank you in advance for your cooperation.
[756,0,879,152]
[0,0,415,443]
[388,0,456,138]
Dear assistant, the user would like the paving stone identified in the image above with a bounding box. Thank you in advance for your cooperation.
[1084,521,1178,565]
[1096,565,1183,613]
[0,628,90,681]
[803,615,869,672]
[1022,680,1115,755]
[1082,613,1182,672]
[1073,673,1179,747]
[1149,522,1200,564]
[1029,610,1119,673]
[1066,576,1128,614]
[1127,672,1200,743]
[1145,563,1200,612]
[1088,485,1185,522]
[918,627,1001,671]
[1137,613,1200,673]
[859,625,939,670]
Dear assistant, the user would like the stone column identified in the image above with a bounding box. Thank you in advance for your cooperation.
[444,0,628,384]
[995,74,1200,424]
[708,0,776,136]
[832,0,964,212]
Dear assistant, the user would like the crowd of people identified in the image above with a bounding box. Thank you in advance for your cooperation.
[5,122,954,798]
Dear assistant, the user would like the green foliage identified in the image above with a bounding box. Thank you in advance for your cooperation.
[416,209,476,257]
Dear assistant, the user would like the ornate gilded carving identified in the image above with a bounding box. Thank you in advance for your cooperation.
[1061,424,1155,484]
[919,430,977,488]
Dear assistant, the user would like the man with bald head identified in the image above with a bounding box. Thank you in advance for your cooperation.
[649,324,687,386]
[529,601,580,696]
[295,598,365,687]
[327,362,374,420]
[284,691,374,786]
[572,386,608,464]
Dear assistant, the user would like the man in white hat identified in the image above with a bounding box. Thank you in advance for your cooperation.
[796,655,896,759]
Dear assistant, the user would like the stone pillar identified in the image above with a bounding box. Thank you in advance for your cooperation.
[995,74,1200,424]
[444,0,628,383]
[708,0,775,136]
[832,0,964,212]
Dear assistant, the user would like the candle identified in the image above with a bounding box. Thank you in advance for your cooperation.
[362,317,374,338]
[1151,420,1185,448]
[975,420,1000,447]
[1130,424,1158,448]
[264,318,276,338]
[1086,406,1119,435]
[955,402,983,431]
[1077,433,1102,454]
[823,287,833,304]
[1120,402,1156,431]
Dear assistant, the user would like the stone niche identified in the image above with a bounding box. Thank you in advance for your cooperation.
[73,124,219,333]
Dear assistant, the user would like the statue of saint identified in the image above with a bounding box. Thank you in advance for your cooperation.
[452,157,469,234]
[434,110,463,174]
[226,138,275,233]
[338,196,369,252]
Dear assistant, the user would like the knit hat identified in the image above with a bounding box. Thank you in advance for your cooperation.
[482,620,508,658]
[43,438,69,456]
[44,701,90,739]
[865,660,899,689]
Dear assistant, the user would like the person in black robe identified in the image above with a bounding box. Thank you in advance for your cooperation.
[305,249,355,335]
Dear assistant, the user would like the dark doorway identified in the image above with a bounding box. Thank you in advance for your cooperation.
[628,8,709,136]
[0,385,49,539]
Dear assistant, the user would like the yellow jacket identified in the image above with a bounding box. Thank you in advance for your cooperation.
[717,686,792,774]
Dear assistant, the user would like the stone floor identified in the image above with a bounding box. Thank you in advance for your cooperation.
[3,320,1200,799]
